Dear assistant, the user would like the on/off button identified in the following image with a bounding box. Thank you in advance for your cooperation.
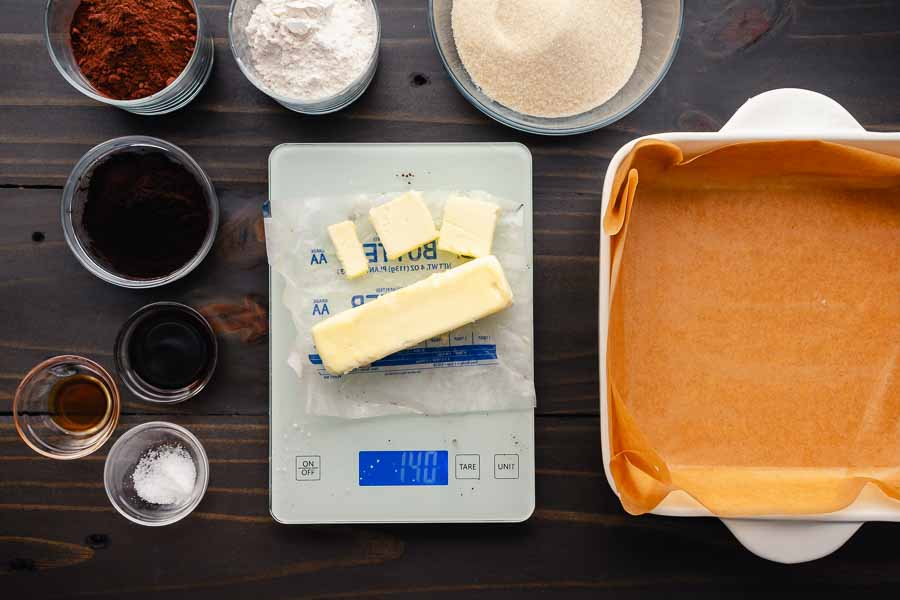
[494,454,519,479]
[296,455,321,481]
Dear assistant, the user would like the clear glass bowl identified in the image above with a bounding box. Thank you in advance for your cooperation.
[61,136,219,289]
[114,302,219,404]
[104,422,210,526]
[14,355,121,460]
[228,0,381,114]
[44,0,214,115]
[428,0,684,135]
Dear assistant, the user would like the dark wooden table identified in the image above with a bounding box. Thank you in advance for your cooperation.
[3,0,900,597]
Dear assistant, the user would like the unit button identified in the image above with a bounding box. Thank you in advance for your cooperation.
[494,454,519,479]
[296,455,321,481]
[455,454,480,480]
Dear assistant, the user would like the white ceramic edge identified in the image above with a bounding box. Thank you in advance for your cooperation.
[597,88,900,563]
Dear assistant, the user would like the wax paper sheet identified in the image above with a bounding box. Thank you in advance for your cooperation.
[604,140,900,516]
[266,190,535,418]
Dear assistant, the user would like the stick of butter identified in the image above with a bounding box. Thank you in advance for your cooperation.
[312,255,514,375]
[437,195,500,258]
[369,191,438,260]
[327,220,369,279]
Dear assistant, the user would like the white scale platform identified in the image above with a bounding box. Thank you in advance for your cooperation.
[269,143,535,523]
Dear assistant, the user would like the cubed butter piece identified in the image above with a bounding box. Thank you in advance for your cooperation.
[437,195,500,257]
[327,220,369,279]
[368,191,438,260]
[312,255,513,375]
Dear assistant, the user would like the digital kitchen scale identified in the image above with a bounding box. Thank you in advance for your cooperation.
[268,143,535,524]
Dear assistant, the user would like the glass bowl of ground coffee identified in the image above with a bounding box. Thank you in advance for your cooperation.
[61,136,219,288]
[44,0,214,115]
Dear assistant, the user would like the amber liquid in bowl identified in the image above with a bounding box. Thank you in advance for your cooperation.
[48,374,112,435]
[14,355,121,459]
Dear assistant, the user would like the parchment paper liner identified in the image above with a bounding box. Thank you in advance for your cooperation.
[604,140,900,516]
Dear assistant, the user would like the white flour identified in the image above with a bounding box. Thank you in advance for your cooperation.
[452,0,642,118]
[245,0,377,102]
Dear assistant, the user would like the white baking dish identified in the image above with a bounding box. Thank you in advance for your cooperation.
[598,88,900,564]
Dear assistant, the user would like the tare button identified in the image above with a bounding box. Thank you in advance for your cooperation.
[296,455,321,481]
[455,454,480,480]
[494,454,519,479]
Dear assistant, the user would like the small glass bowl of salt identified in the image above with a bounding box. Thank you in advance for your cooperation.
[104,422,209,526]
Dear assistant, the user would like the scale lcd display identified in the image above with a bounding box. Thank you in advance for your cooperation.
[358,450,449,486]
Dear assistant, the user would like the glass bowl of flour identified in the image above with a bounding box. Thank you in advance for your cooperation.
[429,0,683,135]
[229,0,381,114]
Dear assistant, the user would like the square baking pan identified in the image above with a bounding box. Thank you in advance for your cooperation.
[598,88,900,563]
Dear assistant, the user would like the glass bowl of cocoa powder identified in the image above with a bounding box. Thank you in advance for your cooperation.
[61,136,220,289]
[44,0,215,115]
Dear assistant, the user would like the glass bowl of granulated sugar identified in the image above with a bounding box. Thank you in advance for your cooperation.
[228,0,381,114]
[429,0,683,135]
[104,422,209,526]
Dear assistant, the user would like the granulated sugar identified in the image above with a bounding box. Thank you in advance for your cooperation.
[131,443,197,505]
[452,0,642,118]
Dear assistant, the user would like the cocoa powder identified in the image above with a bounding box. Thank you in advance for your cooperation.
[70,0,198,101]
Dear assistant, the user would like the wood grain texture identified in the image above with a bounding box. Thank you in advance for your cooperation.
[4,416,900,598]
[1,0,900,597]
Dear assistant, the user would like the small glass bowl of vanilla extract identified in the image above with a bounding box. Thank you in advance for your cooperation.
[115,302,218,404]
[14,355,121,459]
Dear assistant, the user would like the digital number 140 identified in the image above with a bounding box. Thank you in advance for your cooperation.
[399,451,438,484]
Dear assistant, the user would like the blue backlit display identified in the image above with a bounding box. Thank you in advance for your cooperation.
[358,450,449,486]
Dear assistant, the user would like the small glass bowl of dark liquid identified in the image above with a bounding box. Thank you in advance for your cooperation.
[115,302,218,403]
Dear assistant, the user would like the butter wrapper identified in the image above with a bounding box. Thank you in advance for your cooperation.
[265,190,536,418]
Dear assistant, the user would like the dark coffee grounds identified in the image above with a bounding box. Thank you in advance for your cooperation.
[70,0,197,100]
[82,151,210,279]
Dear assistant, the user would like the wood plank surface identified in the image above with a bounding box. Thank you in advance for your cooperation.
[4,415,900,598]
[2,0,900,597]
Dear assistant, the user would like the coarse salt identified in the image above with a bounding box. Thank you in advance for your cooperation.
[452,0,643,118]
[132,443,197,505]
